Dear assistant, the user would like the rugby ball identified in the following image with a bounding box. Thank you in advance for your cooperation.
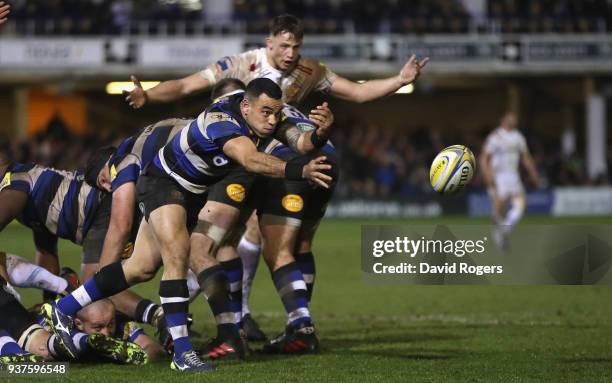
[429,145,475,194]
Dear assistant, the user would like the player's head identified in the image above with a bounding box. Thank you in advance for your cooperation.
[241,78,283,137]
[84,146,117,192]
[211,78,246,101]
[75,299,116,337]
[266,14,303,72]
[500,111,518,131]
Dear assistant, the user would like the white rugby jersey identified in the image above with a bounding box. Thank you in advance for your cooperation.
[483,127,528,175]
[200,48,338,105]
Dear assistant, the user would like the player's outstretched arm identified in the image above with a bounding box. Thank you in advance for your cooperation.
[223,136,332,188]
[124,72,212,109]
[0,2,10,25]
[329,55,429,103]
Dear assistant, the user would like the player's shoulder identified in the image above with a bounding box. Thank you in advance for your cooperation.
[294,56,327,75]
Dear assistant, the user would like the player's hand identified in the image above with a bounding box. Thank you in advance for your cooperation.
[0,2,11,25]
[308,102,333,136]
[124,75,147,109]
[302,156,333,189]
[398,55,429,86]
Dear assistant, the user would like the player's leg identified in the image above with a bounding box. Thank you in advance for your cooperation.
[137,169,212,372]
[3,253,72,296]
[239,211,262,316]
[82,214,164,326]
[0,277,67,361]
[256,176,319,354]
[190,200,245,360]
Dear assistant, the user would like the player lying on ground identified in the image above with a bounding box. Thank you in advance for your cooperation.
[0,271,147,364]
[479,111,540,250]
[0,252,164,361]
[44,78,333,373]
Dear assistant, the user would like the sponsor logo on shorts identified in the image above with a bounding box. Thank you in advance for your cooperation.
[282,194,304,213]
[0,172,11,191]
[138,202,146,215]
[226,183,246,202]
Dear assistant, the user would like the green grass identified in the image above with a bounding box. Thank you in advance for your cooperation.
[2,216,612,382]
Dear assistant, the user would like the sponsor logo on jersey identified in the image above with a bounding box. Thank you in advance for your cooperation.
[0,172,11,191]
[226,183,246,202]
[282,194,304,213]
[110,165,118,182]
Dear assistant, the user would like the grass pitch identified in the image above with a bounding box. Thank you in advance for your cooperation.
[2,216,612,382]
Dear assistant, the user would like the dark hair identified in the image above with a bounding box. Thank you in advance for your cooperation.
[245,78,282,103]
[211,78,246,101]
[269,14,304,40]
[84,146,116,187]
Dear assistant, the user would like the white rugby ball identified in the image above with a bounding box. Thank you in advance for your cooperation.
[429,145,476,194]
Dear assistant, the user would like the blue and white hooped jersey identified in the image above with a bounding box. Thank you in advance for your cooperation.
[153,93,255,194]
[0,163,103,244]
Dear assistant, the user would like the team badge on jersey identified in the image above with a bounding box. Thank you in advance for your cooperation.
[282,194,304,213]
[0,172,11,191]
[226,184,246,202]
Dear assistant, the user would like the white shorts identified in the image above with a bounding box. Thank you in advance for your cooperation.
[490,173,524,200]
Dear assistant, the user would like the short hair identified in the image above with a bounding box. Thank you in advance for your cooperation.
[245,78,282,103]
[211,78,247,101]
[269,14,304,40]
[84,146,116,187]
[76,299,115,322]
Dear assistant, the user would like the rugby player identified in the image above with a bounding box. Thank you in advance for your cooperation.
[200,79,338,354]
[480,112,540,249]
[44,78,333,372]
[84,79,334,357]
[125,14,428,340]
[0,273,147,364]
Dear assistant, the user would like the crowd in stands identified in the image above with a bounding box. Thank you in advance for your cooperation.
[2,0,612,36]
[2,113,608,201]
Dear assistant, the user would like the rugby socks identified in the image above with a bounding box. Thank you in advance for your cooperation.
[238,236,261,316]
[58,262,129,316]
[503,198,525,229]
[135,299,161,325]
[159,279,193,355]
[71,331,90,356]
[5,254,68,294]
[197,266,240,340]
[271,262,311,328]
[295,252,316,301]
[220,258,243,326]
[0,330,24,355]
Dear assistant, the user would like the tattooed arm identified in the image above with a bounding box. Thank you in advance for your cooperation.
[274,102,334,154]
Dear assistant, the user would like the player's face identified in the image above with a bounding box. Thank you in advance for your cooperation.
[266,32,302,71]
[97,161,112,192]
[241,94,283,137]
[502,113,518,130]
[76,309,116,337]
